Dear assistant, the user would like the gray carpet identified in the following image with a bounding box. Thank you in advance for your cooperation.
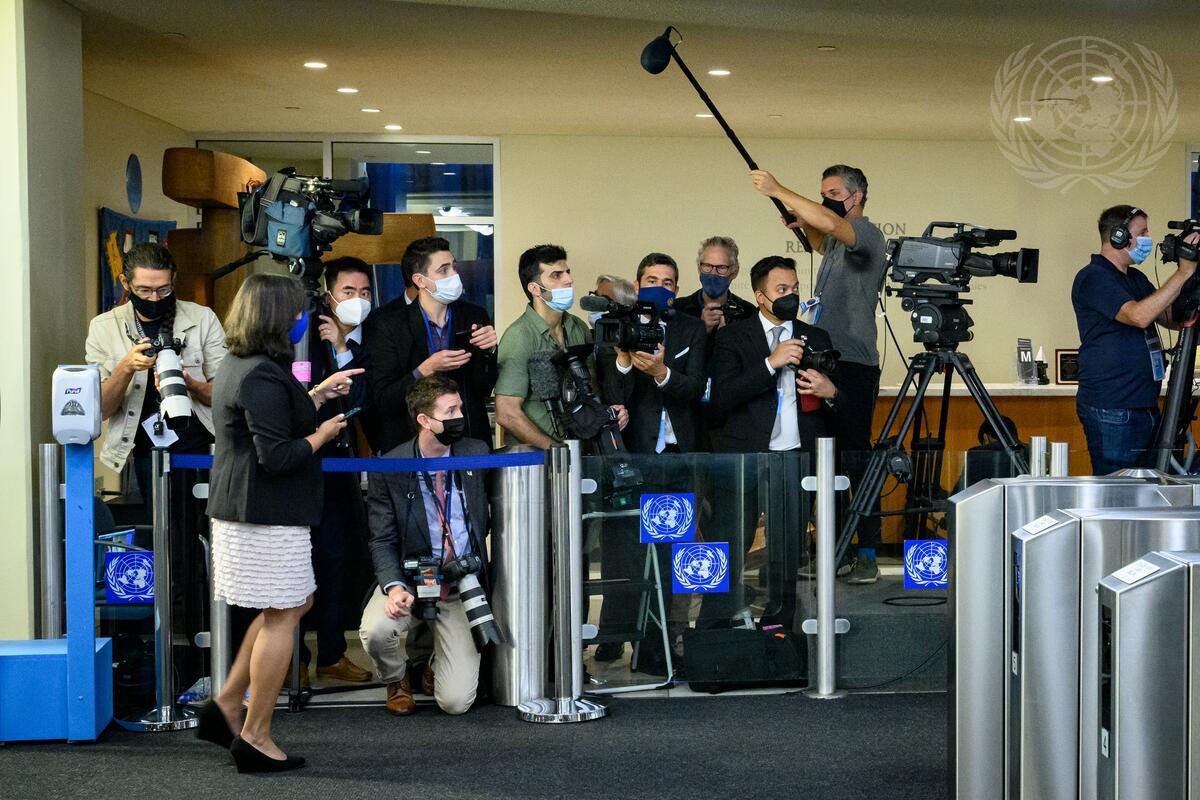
[1,693,947,800]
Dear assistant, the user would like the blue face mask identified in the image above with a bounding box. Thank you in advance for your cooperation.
[699,272,732,299]
[288,313,309,344]
[638,285,675,311]
[539,285,574,312]
[1128,235,1154,265]
[588,311,604,327]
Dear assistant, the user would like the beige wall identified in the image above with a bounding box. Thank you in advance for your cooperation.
[497,135,1189,386]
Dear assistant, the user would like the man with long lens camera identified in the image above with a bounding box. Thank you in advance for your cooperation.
[593,253,707,672]
[751,166,887,584]
[86,242,227,506]
[705,256,841,629]
[1072,205,1199,473]
[359,376,498,716]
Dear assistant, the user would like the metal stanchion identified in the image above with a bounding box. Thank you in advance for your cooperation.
[1028,436,1048,478]
[116,449,197,731]
[1050,442,1070,477]
[802,438,850,699]
[519,442,607,723]
[208,526,231,698]
[39,442,64,639]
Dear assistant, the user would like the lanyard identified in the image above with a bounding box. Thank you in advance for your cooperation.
[419,306,452,357]
[413,440,461,556]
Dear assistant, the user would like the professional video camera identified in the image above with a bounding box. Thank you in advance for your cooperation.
[1161,219,1200,265]
[885,222,1039,347]
[238,167,384,285]
[579,294,668,353]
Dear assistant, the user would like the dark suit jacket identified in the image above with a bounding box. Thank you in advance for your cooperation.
[365,436,491,592]
[207,353,322,526]
[597,312,708,453]
[307,319,370,456]
[366,299,497,454]
[710,314,842,454]
[673,288,756,327]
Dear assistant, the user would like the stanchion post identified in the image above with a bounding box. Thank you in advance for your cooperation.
[802,438,850,699]
[39,442,64,639]
[209,525,231,697]
[1050,442,1070,477]
[1028,436,1048,478]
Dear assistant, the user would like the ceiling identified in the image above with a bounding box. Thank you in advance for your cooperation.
[76,0,1200,141]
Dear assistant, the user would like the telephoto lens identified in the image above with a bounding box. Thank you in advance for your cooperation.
[154,343,193,431]
[457,573,505,651]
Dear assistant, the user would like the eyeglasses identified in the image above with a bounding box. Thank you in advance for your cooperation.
[130,285,174,299]
[698,262,734,276]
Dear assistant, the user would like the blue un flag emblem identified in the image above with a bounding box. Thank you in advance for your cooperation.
[671,542,730,593]
[105,551,155,604]
[640,493,696,544]
[903,539,948,590]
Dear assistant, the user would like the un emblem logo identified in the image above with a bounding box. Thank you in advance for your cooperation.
[671,542,730,593]
[105,552,155,604]
[990,36,1177,191]
[903,539,948,591]
[640,493,695,543]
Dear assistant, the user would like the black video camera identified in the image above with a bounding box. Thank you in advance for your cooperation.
[887,222,1039,289]
[580,295,670,353]
[1161,219,1200,264]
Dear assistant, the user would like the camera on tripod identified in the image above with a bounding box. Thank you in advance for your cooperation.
[239,168,384,286]
[1161,219,1200,264]
[579,295,668,353]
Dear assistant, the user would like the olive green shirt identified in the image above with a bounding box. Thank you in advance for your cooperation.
[495,305,592,441]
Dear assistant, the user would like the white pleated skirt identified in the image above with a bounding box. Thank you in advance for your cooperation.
[210,518,316,609]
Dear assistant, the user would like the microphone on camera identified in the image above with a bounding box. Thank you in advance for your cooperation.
[579,294,613,313]
[528,350,567,440]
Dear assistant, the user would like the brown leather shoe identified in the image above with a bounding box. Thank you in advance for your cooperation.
[386,678,416,716]
[316,656,372,683]
[420,663,435,697]
[285,660,311,690]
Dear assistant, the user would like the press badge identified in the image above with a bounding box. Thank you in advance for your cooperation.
[1145,326,1165,381]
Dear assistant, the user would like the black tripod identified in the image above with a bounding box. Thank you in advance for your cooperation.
[1152,314,1199,473]
[834,346,1028,564]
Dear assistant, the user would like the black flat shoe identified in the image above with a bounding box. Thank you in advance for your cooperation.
[196,701,235,749]
[230,736,306,774]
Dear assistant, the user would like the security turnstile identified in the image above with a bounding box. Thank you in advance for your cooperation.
[949,477,1194,800]
[1097,551,1200,800]
[1008,509,1200,800]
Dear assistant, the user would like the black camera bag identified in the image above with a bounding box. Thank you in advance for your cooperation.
[682,627,808,694]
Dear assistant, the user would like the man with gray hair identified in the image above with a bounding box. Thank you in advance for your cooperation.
[591,274,637,324]
[749,165,887,584]
[674,236,755,335]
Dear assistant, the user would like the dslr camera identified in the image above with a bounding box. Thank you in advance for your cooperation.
[126,330,193,433]
[403,556,443,621]
[580,295,669,354]
[798,348,840,376]
[1161,219,1200,264]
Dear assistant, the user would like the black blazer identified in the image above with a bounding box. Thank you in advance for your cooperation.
[710,314,841,455]
[673,288,756,329]
[365,436,492,592]
[597,312,708,453]
[207,353,322,526]
[366,299,497,454]
[307,322,370,455]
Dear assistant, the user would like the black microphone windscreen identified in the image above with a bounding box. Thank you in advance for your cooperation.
[640,28,674,75]
[579,294,612,313]
[527,351,562,402]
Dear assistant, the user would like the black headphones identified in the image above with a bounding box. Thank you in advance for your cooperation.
[1108,207,1143,249]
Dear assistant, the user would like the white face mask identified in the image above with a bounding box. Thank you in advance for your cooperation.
[333,297,371,327]
[421,273,464,304]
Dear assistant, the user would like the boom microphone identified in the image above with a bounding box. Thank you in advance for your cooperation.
[579,294,614,313]
[527,350,565,440]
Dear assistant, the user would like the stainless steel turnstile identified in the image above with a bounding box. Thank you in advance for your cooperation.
[1097,550,1200,800]
[1008,509,1200,800]
[948,477,1194,800]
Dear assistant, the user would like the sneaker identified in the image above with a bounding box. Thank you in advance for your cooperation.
[845,556,880,585]
[836,556,856,578]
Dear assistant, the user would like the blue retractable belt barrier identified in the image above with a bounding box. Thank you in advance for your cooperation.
[170,452,545,472]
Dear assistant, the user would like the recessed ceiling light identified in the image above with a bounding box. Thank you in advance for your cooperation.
[817,45,837,52]
[1013,116,1033,123]
[768,113,783,119]
[303,61,327,69]
[696,113,713,118]
[336,87,359,94]
[162,32,186,40]
[1091,75,1114,83]
[431,162,446,165]
[443,172,457,176]
[384,124,403,131]
[415,150,431,154]
[708,69,730,76]
[361,107,381,113]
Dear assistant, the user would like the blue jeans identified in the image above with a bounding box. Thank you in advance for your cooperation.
[1076,401,1160,476]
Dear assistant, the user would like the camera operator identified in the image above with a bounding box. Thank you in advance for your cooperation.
[496,244,627,447]
[674,236,755,336]
[593,253,707,672]
[294,256,376,686]
[751,166,887,584]
[359,376,492,716]
[1072,205,1200,473]
[85,242,227,506]
[368,237,498,454]
[704,255,841,628]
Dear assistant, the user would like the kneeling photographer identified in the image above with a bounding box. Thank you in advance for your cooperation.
[359,376,498,716]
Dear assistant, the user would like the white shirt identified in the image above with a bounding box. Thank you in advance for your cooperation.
[615,321,677,450]
[334,325,364,369]
[760,312,800,451]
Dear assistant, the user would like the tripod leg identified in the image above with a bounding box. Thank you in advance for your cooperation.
[1153,321,1197,472]
[952,353,1029,475]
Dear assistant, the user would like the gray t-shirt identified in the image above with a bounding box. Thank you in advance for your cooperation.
[815,216,887,366]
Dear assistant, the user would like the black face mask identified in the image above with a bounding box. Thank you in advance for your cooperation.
[771,293,800,321]
[433,416,467,446]
[822,196,849,218]
[130,292,176,321]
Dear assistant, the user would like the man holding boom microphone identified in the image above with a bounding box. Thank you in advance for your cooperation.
[751,166,887,584]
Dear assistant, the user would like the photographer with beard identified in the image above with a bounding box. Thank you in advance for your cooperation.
[86,242,227,507]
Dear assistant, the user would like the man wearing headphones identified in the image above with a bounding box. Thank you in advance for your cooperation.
[1072,205,1199,474]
